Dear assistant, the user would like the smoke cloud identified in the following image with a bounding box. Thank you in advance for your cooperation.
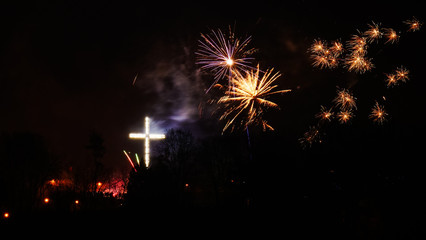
[136,45,208,134]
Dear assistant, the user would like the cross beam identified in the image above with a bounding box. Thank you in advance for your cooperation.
[129,117,165,168]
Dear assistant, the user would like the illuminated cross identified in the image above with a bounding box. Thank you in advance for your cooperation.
[129,117,165,168]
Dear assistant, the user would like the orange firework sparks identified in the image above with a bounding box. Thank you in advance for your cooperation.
[311,54,330,69]
[369,101,388,124]
[395,66,409,82]
[309,39,327,54]
[299,126,321,148]
[330,40,344,56]
[363,22,383,43]
[310,39,343,69]
[333,88,357,111]
[218,65,291,132]
[383,28,399,44]
[315,105,334,122]
[385,73,398,87]
[347,34,368,53]
[385,66,410,87]
[404,17,422,32]
[345,54,374,73]
[337,110,354,124]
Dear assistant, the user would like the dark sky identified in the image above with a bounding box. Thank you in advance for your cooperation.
[1,1,425,172]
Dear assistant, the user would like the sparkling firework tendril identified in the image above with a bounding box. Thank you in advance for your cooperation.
[196,28,256,92]
[369,101,388,124]
[218,65,291,132]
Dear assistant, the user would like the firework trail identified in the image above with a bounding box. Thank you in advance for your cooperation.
[196,27,256,92]
[218,65,291,132]
[123,150,137,172]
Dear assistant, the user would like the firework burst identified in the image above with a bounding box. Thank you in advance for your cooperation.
[309,39,327,53]
[363,22,383,43]
[369,101,388,124]
[395,66,409,82]
[404,17,422,32]
[344,54,374,73]
[196,28,256,92]
[218,65,291,132]
[385,73,398,87]
[337,110,354,124]
[302,16,421,148]
[333,88,357,111]
[299,126,321,148]
[315,105,334,122]
[385,66,410,87]
[383,28,399,44]
[310,39,343,69]
[346,34,368,54]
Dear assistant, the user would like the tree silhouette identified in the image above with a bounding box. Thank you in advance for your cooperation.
[85,131,106,193]
[156,129,196,206]
[0,133,55,213]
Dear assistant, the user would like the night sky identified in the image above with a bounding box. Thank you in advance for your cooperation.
[1,0,425,178]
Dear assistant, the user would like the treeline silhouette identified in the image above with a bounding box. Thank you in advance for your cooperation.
[1,127,425,239]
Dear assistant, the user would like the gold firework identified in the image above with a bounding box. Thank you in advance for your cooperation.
[369,101,388,124]
[218,65,291,132]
